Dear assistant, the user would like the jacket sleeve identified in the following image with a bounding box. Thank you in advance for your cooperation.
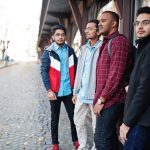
[41,50,51,91]
[73,49,82,95]
[123,47,150,127]
[73,50,78,76]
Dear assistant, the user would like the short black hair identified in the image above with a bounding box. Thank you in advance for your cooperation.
[102,11,119,28]
[136,6,150,17]
[87,19,99,30]
[51,24,66,35]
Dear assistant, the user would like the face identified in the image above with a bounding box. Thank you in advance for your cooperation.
[135,13,150,39]
[98,13,117,36]
[52,29,66,46]
[84,22,100,40]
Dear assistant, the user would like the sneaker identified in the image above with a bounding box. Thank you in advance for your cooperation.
[51,144,59,150]
[72,141,80,150]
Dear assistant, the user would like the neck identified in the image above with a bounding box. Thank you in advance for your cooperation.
[90,38,99,47]
[110,28,118,34]
[137,35,150,44]
[104,28,118,36]
[55,42,65,47]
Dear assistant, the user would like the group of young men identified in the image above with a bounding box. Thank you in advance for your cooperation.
[41,6,150,150]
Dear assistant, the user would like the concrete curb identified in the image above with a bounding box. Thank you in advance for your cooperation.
[0,61,17,69]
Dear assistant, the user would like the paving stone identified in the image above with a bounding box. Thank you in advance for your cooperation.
[0,62,94,150]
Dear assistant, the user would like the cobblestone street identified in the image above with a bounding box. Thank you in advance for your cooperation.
[0,62,78,150]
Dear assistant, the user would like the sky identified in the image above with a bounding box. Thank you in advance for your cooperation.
[0,0,42,60]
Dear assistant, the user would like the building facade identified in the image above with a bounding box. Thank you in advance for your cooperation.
[38,0,150,53]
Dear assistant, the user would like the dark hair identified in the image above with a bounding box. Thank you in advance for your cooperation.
[136,6,150,17]
[102,11,119,28]
[87,19,99,30]
[51,24,66,35]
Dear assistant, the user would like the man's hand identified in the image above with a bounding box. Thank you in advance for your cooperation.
[72,95,77,104]
[47,90,57,100]
[93,103,104,116]
[119,123,130,144]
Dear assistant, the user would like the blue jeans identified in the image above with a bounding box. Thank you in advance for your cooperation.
[94,103,123,150]
[124,125,150,150]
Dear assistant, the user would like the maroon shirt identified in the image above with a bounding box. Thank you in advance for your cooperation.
[94,31,132,109]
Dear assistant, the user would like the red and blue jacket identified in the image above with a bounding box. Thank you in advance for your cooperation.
[41,43,77,93]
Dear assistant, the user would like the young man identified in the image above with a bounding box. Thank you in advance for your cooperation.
[72,19,101,150]
[93,11,132,150]
[120,6,150,150]
[41,25,79,150]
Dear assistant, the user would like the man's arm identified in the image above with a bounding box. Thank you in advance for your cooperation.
[41,50,51,91]
[41,50,57,100]
[120,47,150,143]
[73,49,78,74]
[73,47,82,96]
[123,47,150,127]
[100,37,131,100]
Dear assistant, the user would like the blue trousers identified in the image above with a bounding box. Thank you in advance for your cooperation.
[94,103,123,150]
[124,125,150,150]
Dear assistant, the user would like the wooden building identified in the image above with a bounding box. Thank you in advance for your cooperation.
[38,0,150,52]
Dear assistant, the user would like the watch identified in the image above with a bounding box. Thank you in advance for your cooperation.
[97,98,105,105]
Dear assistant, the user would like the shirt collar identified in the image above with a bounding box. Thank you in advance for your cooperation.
[53,42,66,51]
[103,31,119,41]
[86,40,101,50]
[135,35,150,46]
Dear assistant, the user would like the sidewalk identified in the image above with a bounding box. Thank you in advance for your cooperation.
[0,62,94,150]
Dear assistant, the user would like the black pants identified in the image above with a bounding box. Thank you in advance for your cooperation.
[50,93,78,144]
